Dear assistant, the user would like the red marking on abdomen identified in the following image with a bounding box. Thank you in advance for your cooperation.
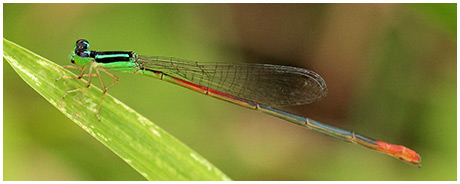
[167,75,256,109]
[376,141,421,165]
[172,77,207,90]
[165,76,208,94]
[207,88,237,100]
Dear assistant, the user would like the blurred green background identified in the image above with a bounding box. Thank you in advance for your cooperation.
[3,3,456,181]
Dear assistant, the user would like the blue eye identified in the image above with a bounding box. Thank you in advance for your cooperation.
[76,39,90,50]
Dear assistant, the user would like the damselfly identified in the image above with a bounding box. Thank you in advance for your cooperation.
[57,39,421,167]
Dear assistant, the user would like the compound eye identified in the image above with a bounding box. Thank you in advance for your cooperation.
[75,39,89,50]
[71,59,75,64]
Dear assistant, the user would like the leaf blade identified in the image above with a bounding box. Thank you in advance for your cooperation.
[3,38,231,181]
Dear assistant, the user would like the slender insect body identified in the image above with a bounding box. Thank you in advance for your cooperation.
[57,39,421,167]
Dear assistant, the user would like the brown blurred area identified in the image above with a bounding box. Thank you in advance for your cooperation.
[195,3,455,126]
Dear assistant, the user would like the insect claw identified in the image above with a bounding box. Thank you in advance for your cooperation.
[95,112,101,121]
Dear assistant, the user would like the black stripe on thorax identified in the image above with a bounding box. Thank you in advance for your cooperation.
[91,51,134,63]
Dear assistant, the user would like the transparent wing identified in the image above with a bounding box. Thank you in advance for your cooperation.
[138,55,327,106]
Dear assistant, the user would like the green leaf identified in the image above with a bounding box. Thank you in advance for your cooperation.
[3,38,231,181]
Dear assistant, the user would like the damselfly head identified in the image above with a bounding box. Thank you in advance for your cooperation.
[69,44,91,66]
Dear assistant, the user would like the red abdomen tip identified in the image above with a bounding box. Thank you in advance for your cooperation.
[376,141,421,167]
